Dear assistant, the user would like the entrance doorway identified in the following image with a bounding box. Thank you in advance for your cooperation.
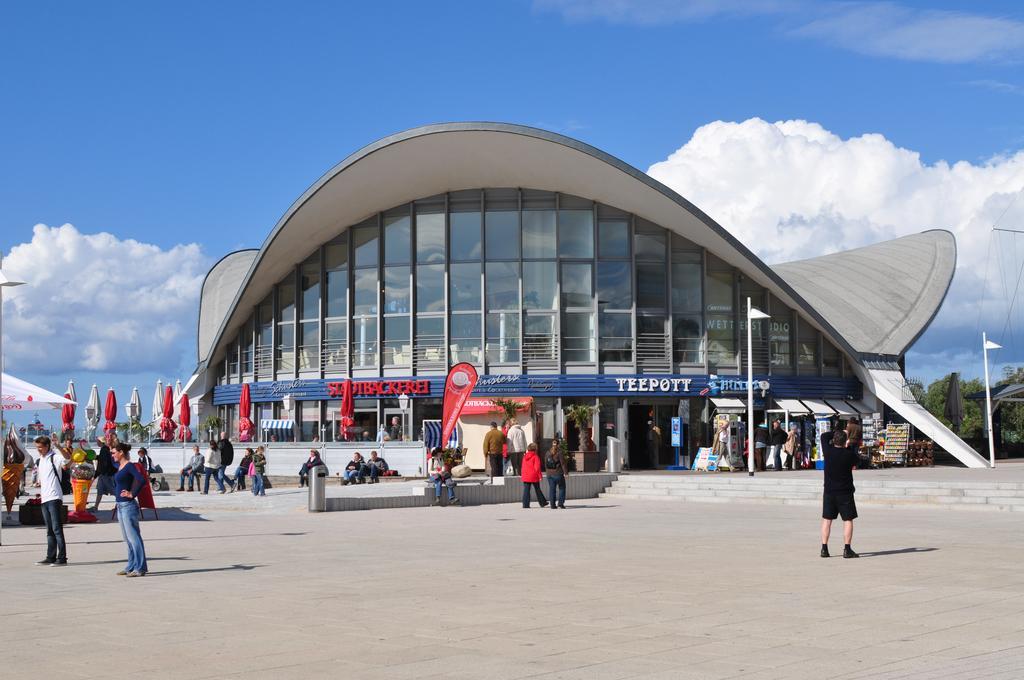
[628,405,655,469]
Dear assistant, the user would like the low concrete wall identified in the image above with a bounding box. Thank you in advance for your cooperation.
[324,473,617,511]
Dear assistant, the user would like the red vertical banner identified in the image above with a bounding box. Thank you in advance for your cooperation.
[441,362,478,449]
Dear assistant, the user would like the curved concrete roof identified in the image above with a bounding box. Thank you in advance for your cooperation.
[198,249,258,364]
[773,230,956,357]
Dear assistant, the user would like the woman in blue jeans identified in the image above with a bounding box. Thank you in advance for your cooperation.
[544,444,569,509]
[112,443,148,577]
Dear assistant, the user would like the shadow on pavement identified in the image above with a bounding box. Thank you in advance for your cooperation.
[859,547,939,558]
[146,564,263,577]
[66,556,192,566]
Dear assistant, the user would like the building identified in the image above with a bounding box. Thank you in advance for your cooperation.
[186,123,986,469]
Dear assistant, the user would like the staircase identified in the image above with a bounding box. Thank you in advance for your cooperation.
[601,474,1024,512]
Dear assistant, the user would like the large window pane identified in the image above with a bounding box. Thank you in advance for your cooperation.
[450,313,482,364]
[486,312,520,363]
[449,262,481,311]
[485,211,519,260]
[384,266,410,314]
[485,261,518,311]
[384,214,411,265]
[353,225,378,268]
[416,316,444,338]
[298,401,320,442]
[524,314,557,361]
[523,261,556,310]
[450,212,481,261]
[706,270,733,314]
[324,321,346,370]
[326,268,347,318]
[325,242,348,270]
[561,263,592,308]
[416,264,445,313]
[416,212,445,264]
[636,264,665,309]
[770,303,792,370]
[522,210,556,258]
[798,321,818,371]
[600,312,632,363]
[352,317,377,368]
[558,210,594,258]
[383,316,410,365]
[563,311,595,362]
[635,225,667,261]
[354,268,378,315]
[597,261,631,309]
[599,221,629,258]
[299,321,318,370]
[673,315,703,364]
[707,314,736,368]
[301,265,319,321]
[278,280,295,323]
[672,252,702,313]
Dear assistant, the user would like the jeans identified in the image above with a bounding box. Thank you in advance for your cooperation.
[522,481,547,508]
[507,450,523,475]
[203,467,225,493]
[116,500,148,573]
[432,475,455,501]
[179,469,201,489]
[368,465,380,481]
[546,474,566,507]
[233,466,246,490]
[769,445,783,470]
[343,467,365,483]
[41,499,67,562]
[217,466,230,488]
[251,473,265,496]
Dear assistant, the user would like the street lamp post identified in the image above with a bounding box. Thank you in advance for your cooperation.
[398,393,409,442]
[0,255,26,547]
[983,332,1001,469]
[746,297,770,477]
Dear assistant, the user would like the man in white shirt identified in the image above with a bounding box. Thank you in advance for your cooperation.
[35,436,70,566]
[505,419,528,476]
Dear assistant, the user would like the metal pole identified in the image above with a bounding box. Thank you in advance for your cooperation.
[1,280,5,545]
[747,297,755,477]
[984,332,996,469]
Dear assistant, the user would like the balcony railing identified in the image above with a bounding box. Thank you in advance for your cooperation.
[413,336,446,371]
[254,347,273,378]
[322,339,347,372]
[637,333,671,373]
[523,336,559,370]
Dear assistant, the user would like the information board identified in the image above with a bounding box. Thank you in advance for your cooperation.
[671,417,681,447]
[692,447,719,472]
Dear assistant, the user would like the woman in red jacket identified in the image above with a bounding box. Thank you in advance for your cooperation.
[521,443,549,508]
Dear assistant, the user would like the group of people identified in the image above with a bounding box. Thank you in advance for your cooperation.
[481,419,528,481]
[28,435,149,576]
[178,435,267,496]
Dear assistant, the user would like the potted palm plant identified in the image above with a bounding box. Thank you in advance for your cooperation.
[564,404,599,472]
[489,398,522,426]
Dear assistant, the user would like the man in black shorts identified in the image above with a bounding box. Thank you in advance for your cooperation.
[820,428,859,558]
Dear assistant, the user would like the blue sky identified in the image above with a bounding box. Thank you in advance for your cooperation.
[2,0,1024,427]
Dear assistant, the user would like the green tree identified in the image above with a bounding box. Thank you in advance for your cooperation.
[916,373,985,440]
[997,366,1024,444]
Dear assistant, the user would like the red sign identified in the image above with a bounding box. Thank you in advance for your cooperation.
[326,380,430,398]
[460,397,532,416]
[441,363,478,448]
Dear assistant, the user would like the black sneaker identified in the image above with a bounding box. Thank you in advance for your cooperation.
[36,559,55,566]
[820,546,830,559]
[449,498,460,505]
[540,501,549,508]
[843,547,860,559]
[51,560,68,567]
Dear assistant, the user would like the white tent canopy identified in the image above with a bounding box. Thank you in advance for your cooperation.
[1,373,75,410]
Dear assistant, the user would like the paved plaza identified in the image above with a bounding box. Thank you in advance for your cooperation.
[3,489,1024,680]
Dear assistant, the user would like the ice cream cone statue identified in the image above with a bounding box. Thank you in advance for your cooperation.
[68,440,97,523]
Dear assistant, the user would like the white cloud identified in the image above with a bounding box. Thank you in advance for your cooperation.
[2,224,208,375]
[536,0,1024,63]
[646,118,1024,380]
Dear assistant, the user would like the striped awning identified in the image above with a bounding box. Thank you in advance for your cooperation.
[260,419,294,431]
[422,420,459,450]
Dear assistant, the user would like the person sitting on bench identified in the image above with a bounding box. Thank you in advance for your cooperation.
[298,449,324,488]
[177,446,204,491]
[342,452,367,485]
[365,451,388,483]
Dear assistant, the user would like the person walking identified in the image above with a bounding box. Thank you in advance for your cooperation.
[202,440,225,494]
[251,446,267,496]
[217,432,235,490]
[769,420,787,471]
[233,448,253,492]
[506,418,527,476]
[544,443,569,509]
[35,436,71,566]
[177,445,204,491]
[427,448,459,506]
[3,434,27,521]
[482,421,505,483]
[91,434,117,511]
[820,428,860,559]
[521,443,548,508]
[783,423,800,470]
[111,443,148,576]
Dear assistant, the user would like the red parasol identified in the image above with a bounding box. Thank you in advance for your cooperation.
[178,393,192,442]
[103,388,117,434]
[61,393,76,435]
[339,379,354,441]
[159,385,176,442]
[238,383,254,442]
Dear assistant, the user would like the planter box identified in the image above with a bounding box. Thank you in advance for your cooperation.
[570,451,602,473]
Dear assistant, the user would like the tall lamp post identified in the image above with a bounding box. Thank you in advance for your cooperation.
[982,332,1001,469]
[0,257,25,547]
[746,297,770,477]
[398,393,409,442]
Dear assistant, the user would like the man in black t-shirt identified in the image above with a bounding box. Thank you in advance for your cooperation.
[820,429,860,559]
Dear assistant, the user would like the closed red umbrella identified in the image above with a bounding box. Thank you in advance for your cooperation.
[61,393,76,435]
[238,383,254,442]
[339,379,354,441]
[103,388,117,434]
[178,393,192,442]
[159,385,176,442]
